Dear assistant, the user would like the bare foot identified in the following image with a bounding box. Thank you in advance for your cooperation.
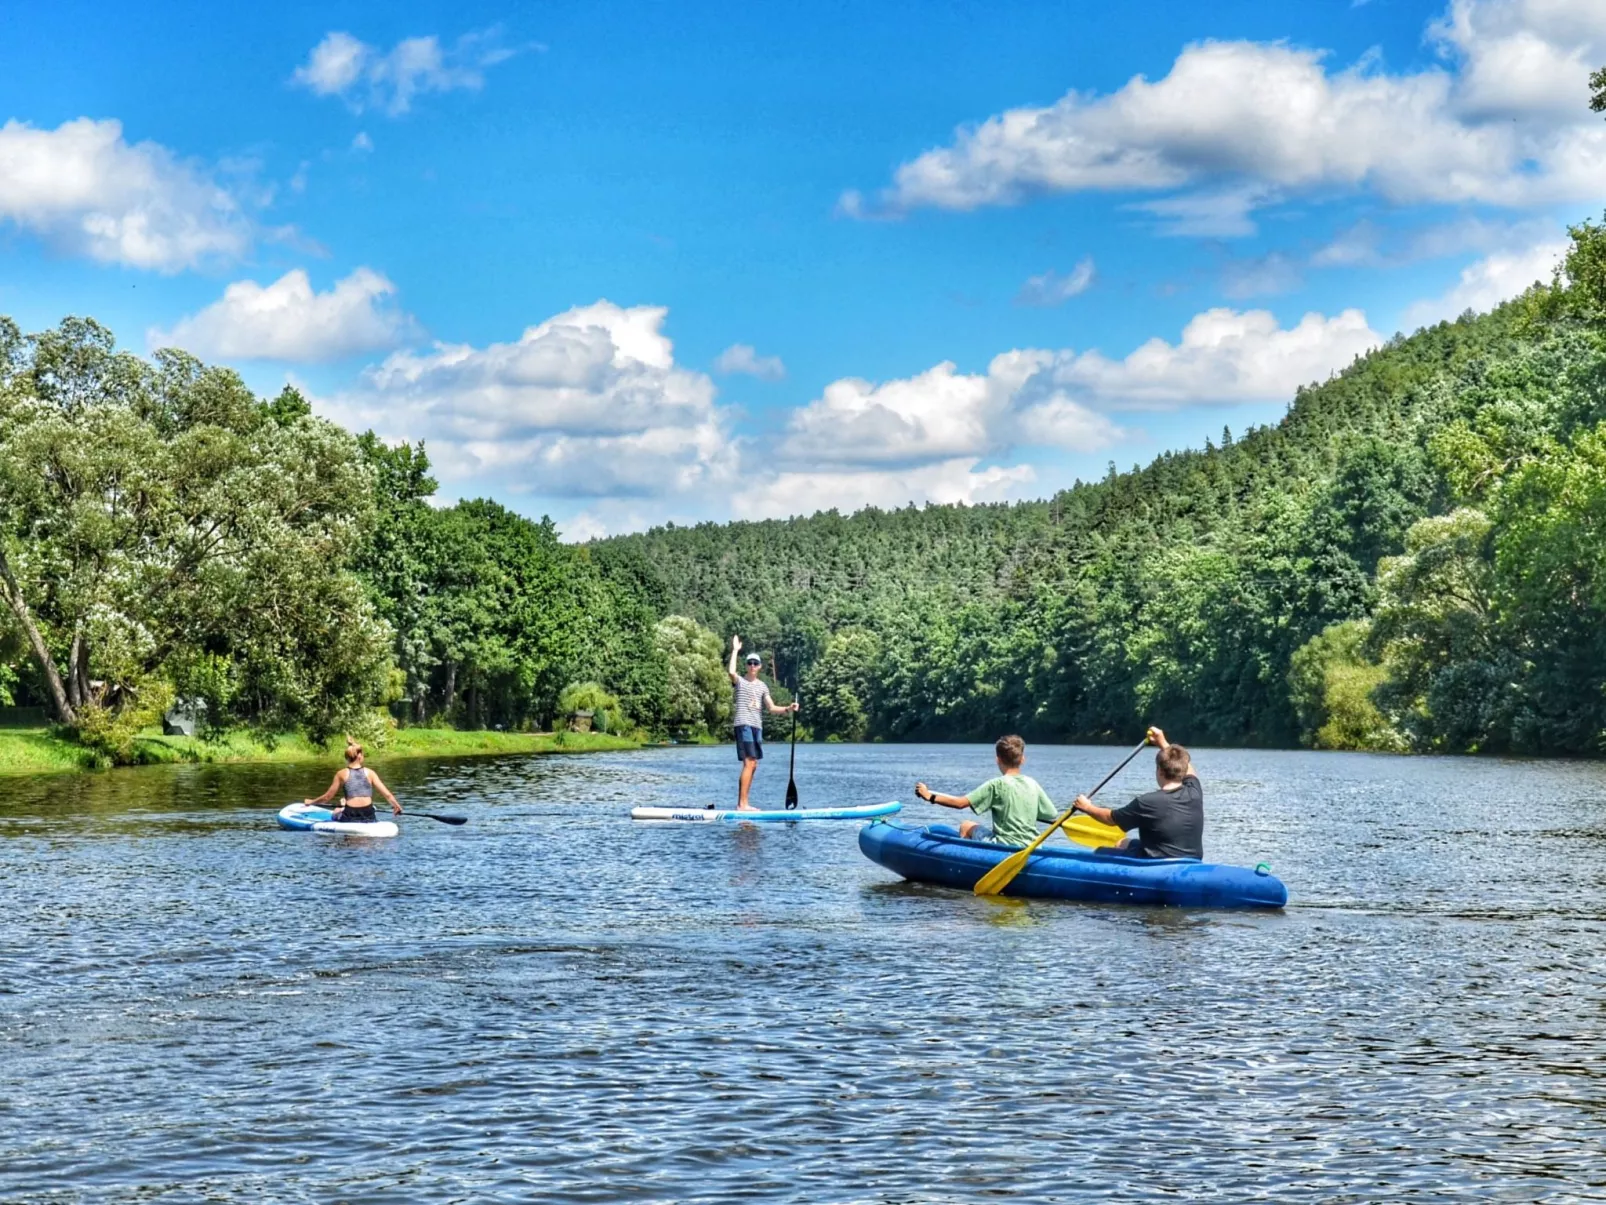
[736,803,758,811]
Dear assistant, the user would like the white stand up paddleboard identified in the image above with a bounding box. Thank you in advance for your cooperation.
[630,801,901,823]
[277,802,400,837]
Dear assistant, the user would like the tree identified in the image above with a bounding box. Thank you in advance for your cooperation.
[0,318,391,751]
[1288,620,1401,751]
[652,615,726,735]
[804,627,880,741]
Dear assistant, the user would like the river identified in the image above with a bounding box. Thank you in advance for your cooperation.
[1,742,1603,1203]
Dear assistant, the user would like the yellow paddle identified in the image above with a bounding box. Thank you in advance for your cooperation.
[973,737,1151,897]
[1058,812,1127,848]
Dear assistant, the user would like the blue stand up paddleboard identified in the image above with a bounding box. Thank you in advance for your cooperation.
[631,801,901,824]
[859,821,1286,909]
[277,802,399,838]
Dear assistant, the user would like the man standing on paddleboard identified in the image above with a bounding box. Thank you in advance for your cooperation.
[728,636,799,810]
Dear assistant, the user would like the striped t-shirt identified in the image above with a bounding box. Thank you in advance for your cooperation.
[732,676,772,731]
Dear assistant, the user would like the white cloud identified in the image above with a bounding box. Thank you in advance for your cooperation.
[1431,0,1606,119]
[845,1,1606,227]
[1313,214,1560,269]
[0,117,253,271]
[149,268,413,363]
[777,351,1124,470]
[1017,258,1096,306]
[291,28,519,116]
[352,131,374,153]
[714,343,786,380]
[1400,238,1568,329]
[734,459,1037,522]
[320,301,736,499]
[1031,307,1382,408]
[776,307,1376,473]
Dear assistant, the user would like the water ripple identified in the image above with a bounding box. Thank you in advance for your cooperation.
[2,745,1605,1201]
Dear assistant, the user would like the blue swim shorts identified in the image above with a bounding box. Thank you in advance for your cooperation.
[734,725,763,761]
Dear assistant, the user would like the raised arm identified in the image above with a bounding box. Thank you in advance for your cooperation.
[914,783,972,810]
[305,770,345,806]
[727,635,742,682]
[366,770,403,815]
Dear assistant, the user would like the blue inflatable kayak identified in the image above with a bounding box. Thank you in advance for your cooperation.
[859,821,1287,909]
[632,801,901,823]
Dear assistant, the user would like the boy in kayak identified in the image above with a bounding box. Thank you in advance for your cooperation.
[728,635,800,810]
[1071,727,1203,859]
[304,742,403,822]
[913,734,1058,844]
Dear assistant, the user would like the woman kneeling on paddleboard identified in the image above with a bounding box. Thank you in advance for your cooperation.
[304,743,402,823]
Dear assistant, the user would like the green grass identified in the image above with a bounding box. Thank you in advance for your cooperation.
[0,729,100,774]
[0,725,639,776]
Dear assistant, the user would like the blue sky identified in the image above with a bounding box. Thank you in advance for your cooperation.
[1,0,1601,537]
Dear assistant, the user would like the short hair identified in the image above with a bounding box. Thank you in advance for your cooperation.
[994,734,1025,769]
[344,742,364,764]
[1157,744,1190,780]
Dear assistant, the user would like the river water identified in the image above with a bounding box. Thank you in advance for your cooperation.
[1,743,1604,1203]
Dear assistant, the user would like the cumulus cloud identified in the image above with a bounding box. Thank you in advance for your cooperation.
[149,268,413,363]
[1400,238,1568,329]
[844,0,1606,228]
[0,117,253,271]
[1031,308,1382,409]
[777,306,1378,476]
[714,343,786,380]
[291,28,520,116]
[320,301,736,499]
[1016,258,1096,306]
[1431,0,1606,119]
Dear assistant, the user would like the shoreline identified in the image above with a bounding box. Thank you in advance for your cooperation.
[0,727,640,776]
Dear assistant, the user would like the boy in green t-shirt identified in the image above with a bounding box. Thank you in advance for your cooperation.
[914,734,1059,846]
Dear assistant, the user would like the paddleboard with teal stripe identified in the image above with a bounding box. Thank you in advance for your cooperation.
[631,801,901,823]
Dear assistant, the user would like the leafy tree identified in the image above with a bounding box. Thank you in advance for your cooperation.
[652,615,726,734]
[803,626,880,741]
[1288,620,1401,751]
[0,318,389,751]
[557,681,626,734]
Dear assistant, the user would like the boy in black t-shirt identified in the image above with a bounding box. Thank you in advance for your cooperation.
[1071,727,1204,860]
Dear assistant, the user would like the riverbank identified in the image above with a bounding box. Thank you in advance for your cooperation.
[0,726,640,776]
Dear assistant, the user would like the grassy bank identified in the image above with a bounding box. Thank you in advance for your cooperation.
[0,726,639,776]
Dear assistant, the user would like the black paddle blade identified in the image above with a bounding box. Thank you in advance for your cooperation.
[411,811,469,825]
[784,779,799,810]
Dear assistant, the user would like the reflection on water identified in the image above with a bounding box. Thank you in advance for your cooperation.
[2,743,1606,1202]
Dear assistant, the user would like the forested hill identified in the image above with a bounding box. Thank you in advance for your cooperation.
[599,222,1606,754]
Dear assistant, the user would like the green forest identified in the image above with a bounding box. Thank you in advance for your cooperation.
[6,217,1606,761]
[607,217,1606,757]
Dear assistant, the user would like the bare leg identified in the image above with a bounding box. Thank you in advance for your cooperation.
[959,819,980,838]
[737,758,758,809]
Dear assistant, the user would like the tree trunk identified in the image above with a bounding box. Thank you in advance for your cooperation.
[76,638,92,707]
[443,660,458,717]
[0,547,75,725]
[67,626,83,709]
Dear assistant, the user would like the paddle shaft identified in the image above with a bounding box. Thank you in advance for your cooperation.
[973,737,1150,896]
[784,691,800,809]
[316,803,467,825]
